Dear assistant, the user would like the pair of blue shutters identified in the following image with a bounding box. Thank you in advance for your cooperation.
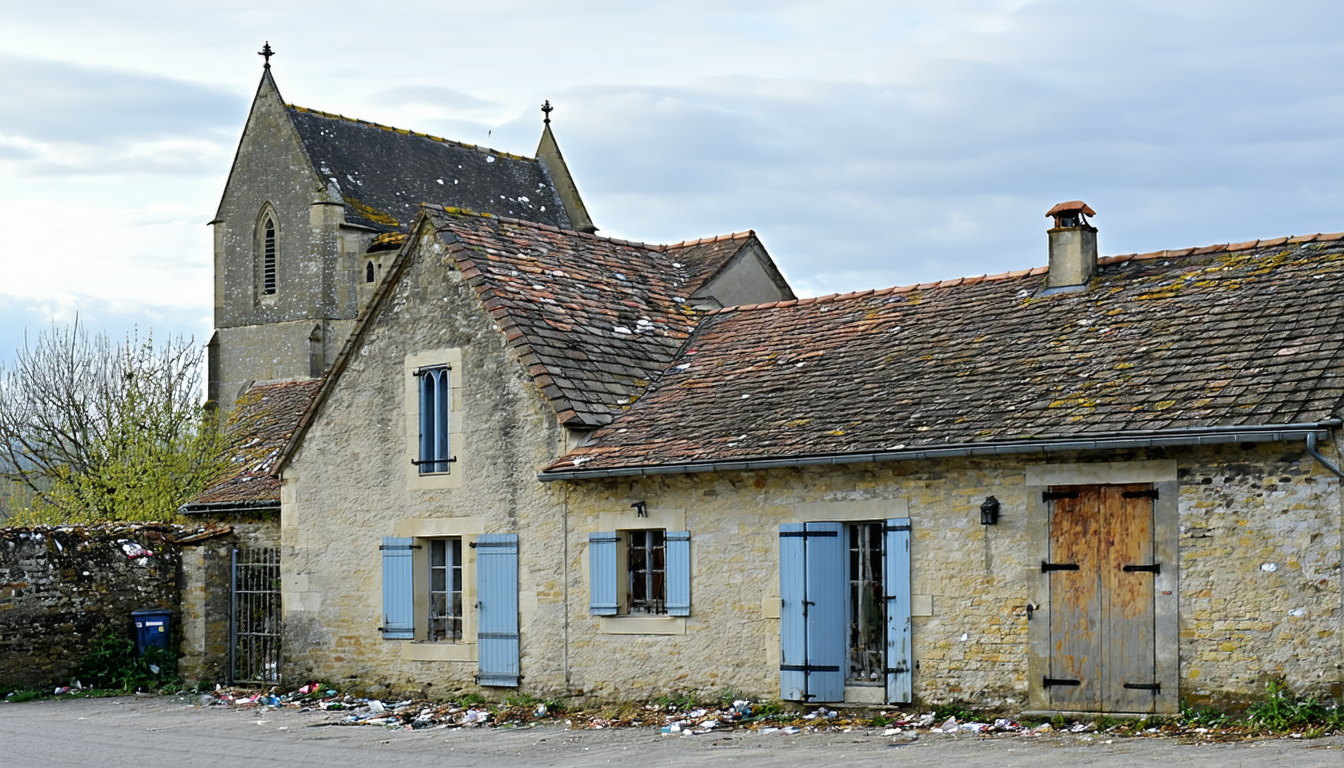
[380,534,520,687]
[779,519,911,703]
[588,531,691,616]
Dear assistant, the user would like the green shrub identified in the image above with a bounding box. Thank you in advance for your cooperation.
[75,629,175,692]
[1246,680,1339,732]
[934,703,970,721]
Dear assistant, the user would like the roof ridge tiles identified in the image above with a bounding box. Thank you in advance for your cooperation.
[424,204,758,254]
[288,104,532,161]
[700,230,1343,315]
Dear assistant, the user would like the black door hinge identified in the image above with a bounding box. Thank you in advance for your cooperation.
[1043,677,1081,687]
[1041,562,1080,572]
[1122,489,1159,500]
[1122,563,1161,574]
[1123,682,1161,692]
[1043,490,1079,502]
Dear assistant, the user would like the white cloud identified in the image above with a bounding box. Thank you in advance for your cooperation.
[0,0,1339,366]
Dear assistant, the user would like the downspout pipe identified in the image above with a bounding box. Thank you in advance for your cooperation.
[1307,432,1344,479]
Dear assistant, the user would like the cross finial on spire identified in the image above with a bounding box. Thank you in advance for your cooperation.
[541,100,553,126]
[259,41,275,69]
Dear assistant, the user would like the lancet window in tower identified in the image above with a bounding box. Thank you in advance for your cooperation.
[262,217,277,295]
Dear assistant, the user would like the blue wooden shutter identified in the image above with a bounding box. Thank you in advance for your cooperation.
[885,517,913,703]
[433,369,450,473]
[665,531,691,617]
[804,522,846,702]
[779,522,845,702]
[380,537,415,639]
[417,372,433,473]
[779,524,807,700]
[588,532,619,616]
[417,368,451,473]
[476,534,519,687]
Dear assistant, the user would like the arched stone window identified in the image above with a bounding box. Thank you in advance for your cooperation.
[366,260,376,283]
[262,216,277,295]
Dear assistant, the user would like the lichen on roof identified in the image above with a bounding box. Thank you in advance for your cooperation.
[287,105,572,232]
[547,233,1344,473]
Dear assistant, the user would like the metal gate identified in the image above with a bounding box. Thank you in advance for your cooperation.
[231,547,281,684]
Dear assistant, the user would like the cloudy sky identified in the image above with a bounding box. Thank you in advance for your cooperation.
[0,1,1340,363]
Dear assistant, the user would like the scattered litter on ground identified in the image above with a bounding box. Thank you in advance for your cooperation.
[190,684,1339,743]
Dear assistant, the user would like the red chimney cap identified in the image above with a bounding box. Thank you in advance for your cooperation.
[1046,200,1096,218]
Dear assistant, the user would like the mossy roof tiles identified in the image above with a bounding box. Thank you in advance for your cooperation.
[548,235,1344,473]
[427,207,755,428]
[188,380,321,507]
[288,106,571,232]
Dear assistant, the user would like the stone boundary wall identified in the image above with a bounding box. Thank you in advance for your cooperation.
[0,525,182,689]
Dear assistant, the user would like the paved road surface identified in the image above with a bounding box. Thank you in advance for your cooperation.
[2,696,1341,768]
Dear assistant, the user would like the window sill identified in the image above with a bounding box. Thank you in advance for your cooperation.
[598,616,686,635]
[399,641,476,662]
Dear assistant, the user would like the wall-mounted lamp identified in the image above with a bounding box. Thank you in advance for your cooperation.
[631,501,648,518]
[980,496,1001,526]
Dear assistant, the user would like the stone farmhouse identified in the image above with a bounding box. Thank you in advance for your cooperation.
[183,64,1344,714]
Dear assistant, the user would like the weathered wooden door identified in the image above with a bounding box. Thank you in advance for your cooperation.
[1045,484,1159,713]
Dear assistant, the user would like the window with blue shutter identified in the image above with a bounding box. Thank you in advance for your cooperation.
[417,367,451,474]
[588,532,619,616]
[665,531,691,617]
[778,522,846,702]
[380,537,415,639]
[884,517,913,703]
[475,534,520,687]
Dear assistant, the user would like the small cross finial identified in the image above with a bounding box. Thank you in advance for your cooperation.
[259,41,275,69]
[541,100,553,126]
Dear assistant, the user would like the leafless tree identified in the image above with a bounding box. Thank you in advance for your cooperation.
[0,320,221,521]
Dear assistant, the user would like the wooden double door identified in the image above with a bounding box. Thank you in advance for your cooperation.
[1044,484,1161,713]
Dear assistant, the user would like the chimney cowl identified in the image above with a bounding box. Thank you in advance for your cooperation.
[1046,200,1097,230]
[1045,200,1098,289]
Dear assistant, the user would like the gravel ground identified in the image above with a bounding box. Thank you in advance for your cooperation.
[2,695,1341,768]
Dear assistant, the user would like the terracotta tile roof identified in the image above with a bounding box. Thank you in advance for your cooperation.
[661,233,758,292]
[185,380,320,509]
[287,105,573,231]
[547,233,1344,473]
[428,207,755,427]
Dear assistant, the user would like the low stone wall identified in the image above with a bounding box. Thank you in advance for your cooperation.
[0,525,182,689]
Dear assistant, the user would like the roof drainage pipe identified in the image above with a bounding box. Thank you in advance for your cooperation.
[539,420,1344,482]
[1306,432,1344,479]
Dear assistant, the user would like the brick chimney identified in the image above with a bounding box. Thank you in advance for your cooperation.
[1045,201,1098,289]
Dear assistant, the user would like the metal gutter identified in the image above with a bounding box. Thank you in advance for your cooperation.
[538,420,1342,482]
[1306,433,1344,479]
[179,500,281,515]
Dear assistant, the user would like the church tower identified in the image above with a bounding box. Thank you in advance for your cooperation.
[208,49,593,410]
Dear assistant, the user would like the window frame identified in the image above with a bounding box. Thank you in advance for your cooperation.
[415,365,453,475]
[625,529,667,615]
[404,349,464,490]
[426,537,464,642]
[255,205,280,302]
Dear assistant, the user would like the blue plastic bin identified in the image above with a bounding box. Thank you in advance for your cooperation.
[131,609,171,655]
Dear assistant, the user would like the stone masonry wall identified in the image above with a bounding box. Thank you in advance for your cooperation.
[282,225,571,701]
[0,525,181,689]
[557,442,1342,708]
